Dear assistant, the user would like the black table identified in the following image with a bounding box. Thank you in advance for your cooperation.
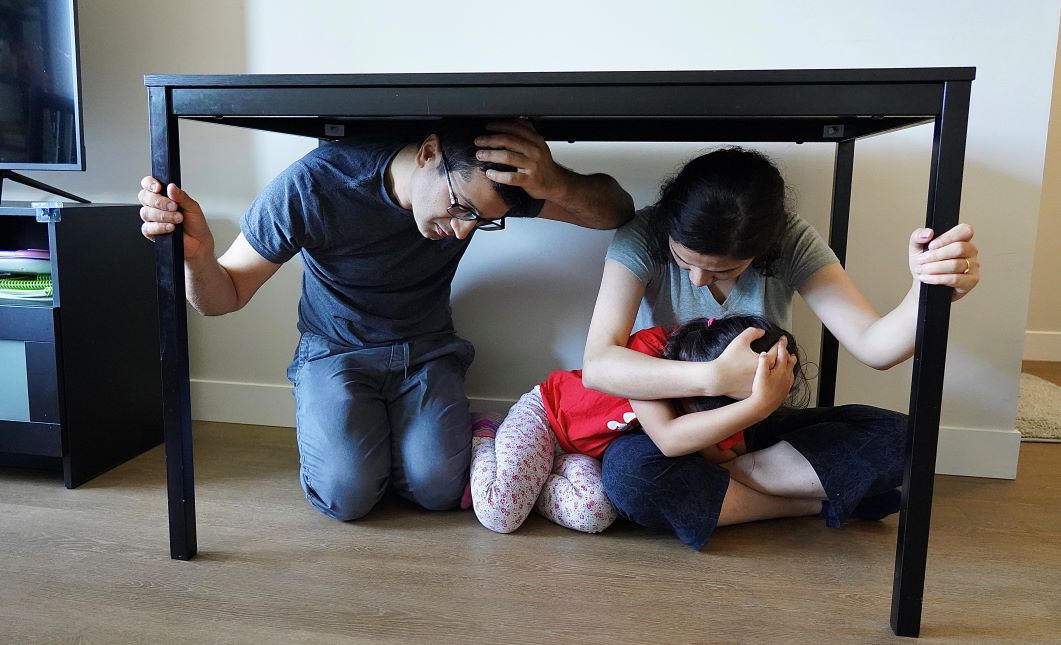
[145,68,974,637]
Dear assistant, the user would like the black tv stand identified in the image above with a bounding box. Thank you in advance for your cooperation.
[0,170,91,204]
[0,201,162,486]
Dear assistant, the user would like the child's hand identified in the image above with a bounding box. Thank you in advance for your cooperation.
[749,337,796,414]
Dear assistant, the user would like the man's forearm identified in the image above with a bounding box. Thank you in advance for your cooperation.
[183,255,241,316]
[552,169,634,230]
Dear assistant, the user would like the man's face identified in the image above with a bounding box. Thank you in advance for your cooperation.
[410,147,508,241]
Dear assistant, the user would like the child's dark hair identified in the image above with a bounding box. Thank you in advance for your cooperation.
[430,119,541,217]
[662,314,810,414]
[649,147,790,276]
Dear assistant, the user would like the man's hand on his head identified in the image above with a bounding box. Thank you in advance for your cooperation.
[473,119,570,202]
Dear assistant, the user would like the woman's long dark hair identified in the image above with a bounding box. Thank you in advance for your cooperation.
[662,314,810,414]
[649,147,791,276]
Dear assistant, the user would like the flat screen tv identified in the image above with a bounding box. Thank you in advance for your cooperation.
[0,0,84,171]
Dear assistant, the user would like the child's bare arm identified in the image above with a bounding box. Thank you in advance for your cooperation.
[631,396,768,458]
[631,344,796,458]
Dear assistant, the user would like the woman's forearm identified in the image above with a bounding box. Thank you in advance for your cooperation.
[845,280,920,370]
[803,264,922,371]
[582,345,726,400]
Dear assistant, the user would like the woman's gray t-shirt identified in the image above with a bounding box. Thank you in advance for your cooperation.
[605,207,839,331]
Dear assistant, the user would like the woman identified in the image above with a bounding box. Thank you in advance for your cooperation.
[582,147,980,549]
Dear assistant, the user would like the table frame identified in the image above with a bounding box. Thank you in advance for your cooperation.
[145,68,974,637]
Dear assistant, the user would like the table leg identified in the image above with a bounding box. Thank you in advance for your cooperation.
[148,86,197,561]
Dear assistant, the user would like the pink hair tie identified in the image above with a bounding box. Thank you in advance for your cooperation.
[707,317,716,327]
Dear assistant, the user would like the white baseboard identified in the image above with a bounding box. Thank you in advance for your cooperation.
[935,426,1020,479]
[190,379,296,428]
[189,383,1019,479]
[468,396,518,416]
[188,382,515,428]
[1023,330,1061,361]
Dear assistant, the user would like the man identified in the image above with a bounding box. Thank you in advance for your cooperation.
[138,119,633,520]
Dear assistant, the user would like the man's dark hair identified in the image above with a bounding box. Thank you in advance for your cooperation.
[432,119,542,217]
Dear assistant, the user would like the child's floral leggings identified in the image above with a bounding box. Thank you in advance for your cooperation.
[470,386,618,534]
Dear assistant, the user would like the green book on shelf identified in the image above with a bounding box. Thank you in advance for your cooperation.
[0,273,53,299]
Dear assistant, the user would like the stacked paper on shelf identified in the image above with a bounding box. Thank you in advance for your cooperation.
[0,249,51,274]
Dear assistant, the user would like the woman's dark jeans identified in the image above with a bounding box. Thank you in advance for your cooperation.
[601,404,907,549]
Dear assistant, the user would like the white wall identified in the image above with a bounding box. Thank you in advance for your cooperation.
[1026,25,1061,361]
[7,1,1059,478]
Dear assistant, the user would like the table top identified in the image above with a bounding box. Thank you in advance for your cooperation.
[144,68,976,143]
[145,68,976,87]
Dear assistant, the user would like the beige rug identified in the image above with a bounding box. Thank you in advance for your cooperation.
[1017,373,1061,440]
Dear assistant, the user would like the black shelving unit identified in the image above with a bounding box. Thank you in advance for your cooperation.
[0,202,163,487]
[144,69,974,637]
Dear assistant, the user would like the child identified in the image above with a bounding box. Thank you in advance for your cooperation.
[469,314,805,534]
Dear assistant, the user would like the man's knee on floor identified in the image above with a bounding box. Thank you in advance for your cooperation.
[303,470,385,521]
[405,467,465,511]
[398,437,469,511]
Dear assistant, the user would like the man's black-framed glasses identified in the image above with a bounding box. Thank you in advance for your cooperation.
[440,150,505,231]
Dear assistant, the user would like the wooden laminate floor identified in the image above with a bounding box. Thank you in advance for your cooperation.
[1023,360,1061,387]
[1,421,1058,644]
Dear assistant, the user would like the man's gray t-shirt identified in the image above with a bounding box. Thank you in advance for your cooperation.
[605,207,839,331]
[240,138,472,347]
